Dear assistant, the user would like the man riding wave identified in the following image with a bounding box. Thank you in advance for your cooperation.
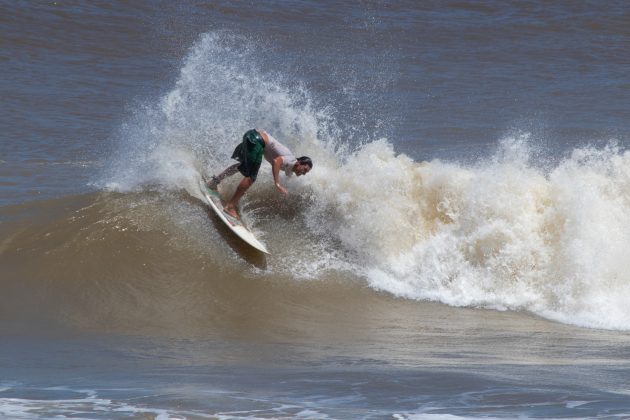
[207,129,313,219]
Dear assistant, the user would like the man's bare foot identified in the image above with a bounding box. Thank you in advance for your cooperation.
[223,204,239,220]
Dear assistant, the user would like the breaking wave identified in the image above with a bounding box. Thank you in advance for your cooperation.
[5,32,630,331]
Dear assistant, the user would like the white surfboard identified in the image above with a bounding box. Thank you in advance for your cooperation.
[199,178,270,254]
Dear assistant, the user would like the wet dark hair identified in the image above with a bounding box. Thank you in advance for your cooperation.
[297,156,313,168]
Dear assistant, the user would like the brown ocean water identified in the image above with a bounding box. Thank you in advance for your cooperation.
[2,1,630,418]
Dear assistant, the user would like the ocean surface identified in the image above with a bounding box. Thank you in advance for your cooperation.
[2,1,630,418]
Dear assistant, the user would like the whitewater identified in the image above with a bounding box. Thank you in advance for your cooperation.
[96,32,630,331]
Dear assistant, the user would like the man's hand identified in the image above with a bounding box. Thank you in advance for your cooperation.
[275,182,288,195]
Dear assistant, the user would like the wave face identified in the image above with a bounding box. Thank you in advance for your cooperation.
[4,32,630,332]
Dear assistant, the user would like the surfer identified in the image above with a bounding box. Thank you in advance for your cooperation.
[207,129,313,219]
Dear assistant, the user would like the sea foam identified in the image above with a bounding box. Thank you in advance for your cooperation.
[306,136,630,330]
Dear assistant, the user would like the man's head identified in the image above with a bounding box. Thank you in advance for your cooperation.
[293,156,313,176]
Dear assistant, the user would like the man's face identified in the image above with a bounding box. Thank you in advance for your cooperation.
[294,163,311,176]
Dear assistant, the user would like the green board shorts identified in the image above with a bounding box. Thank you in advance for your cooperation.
[231,129,265,181]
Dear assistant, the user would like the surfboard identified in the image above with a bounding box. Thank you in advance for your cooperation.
[199,178,270,254]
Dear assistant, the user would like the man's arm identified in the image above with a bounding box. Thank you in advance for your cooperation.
[272,156,288,195]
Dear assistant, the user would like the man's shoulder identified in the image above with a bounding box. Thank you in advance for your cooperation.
[282,155,297,168]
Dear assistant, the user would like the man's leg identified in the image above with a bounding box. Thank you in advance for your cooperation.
[220,130,264,218]
[207,163,240,189]
[224,176,254,219]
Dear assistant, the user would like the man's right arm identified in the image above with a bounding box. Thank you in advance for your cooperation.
[272,157,288,195]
